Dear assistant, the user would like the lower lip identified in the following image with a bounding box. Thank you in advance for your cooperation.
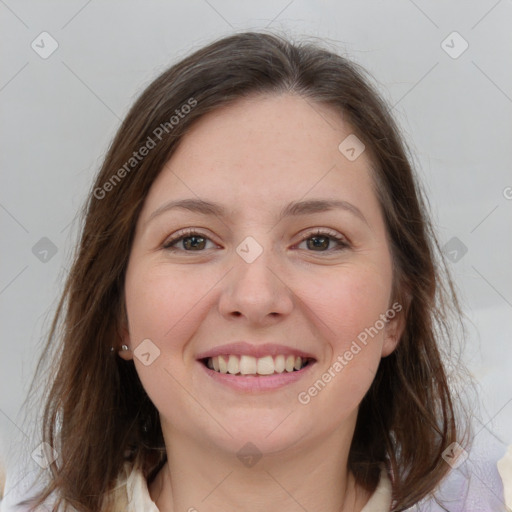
[198,360,316,392]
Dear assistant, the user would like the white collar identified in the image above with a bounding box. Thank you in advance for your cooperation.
[123,464,392,512]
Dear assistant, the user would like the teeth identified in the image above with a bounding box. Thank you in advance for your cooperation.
[239,355,257,375]
[218,355,228,374]
[257,355,275,375]
[227,355,239,374]
[205,354,310,375]
[274,355,285,373]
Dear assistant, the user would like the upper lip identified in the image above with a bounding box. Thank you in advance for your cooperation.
[196,341,316,360]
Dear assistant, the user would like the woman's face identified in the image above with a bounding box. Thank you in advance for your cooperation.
[121,94,403,457]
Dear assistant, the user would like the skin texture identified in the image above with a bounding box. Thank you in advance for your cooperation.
[119,94,404,511]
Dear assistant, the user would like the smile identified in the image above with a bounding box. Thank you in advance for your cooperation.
[202,354,313,376]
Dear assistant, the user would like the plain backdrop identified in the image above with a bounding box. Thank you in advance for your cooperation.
[1,0,511,497]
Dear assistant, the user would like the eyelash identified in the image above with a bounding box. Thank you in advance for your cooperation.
[296,229,350,252]
[162,228,350,253]
[162,228,217,251]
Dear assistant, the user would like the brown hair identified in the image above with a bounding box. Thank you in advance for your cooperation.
[21,31,468,511]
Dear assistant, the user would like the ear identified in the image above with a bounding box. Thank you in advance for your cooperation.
[381,303,406,357]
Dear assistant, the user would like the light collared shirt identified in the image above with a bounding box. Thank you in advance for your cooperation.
[123,465,392,512]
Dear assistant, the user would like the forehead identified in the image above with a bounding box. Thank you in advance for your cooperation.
[141,94,378,219]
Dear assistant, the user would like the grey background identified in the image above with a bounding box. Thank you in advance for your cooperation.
[1,0,511,487]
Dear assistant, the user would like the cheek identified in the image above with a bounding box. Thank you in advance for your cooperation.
[297,263,392,403]
[123,264,212,412]
[302,262,392,345]
[124,263,208,345]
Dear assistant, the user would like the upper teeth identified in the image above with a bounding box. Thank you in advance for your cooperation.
[206,355,307,375]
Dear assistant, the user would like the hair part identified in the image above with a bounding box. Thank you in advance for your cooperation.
[21,31,469,511]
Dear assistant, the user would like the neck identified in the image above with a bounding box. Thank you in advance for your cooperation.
[149,420,371,512]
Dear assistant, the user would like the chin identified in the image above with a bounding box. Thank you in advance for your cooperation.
[204,411,314,458]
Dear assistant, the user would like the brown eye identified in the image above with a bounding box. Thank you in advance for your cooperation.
[182,235,206,250]
[307,235,330,251]
[163,231,216,252]
[296,230,350,253]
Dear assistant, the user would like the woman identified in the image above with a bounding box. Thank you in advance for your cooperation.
[11,31,504,511]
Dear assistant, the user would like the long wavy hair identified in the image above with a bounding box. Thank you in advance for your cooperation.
[20,31,468,511]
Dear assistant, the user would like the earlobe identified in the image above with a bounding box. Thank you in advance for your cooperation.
[118,344,132,360]
[381,314,405,357]
[381,333,399,357]
[118,326,133,361]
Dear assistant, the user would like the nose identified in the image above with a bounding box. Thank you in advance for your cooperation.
[218,247,294,326]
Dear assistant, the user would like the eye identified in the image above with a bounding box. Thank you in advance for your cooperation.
[296,229,350,252]
[163,229,218,252]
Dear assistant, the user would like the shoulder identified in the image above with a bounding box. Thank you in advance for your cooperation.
[0,463,52,512]
[498,444,512,508]
[361,466,392,511]
[408,440,511,512]
[121,462,159,512]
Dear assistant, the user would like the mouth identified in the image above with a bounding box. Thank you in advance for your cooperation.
[200,354,315,376]
[196,342,317,391]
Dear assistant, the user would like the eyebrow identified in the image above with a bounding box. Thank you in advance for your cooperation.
[146,198,369,226]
